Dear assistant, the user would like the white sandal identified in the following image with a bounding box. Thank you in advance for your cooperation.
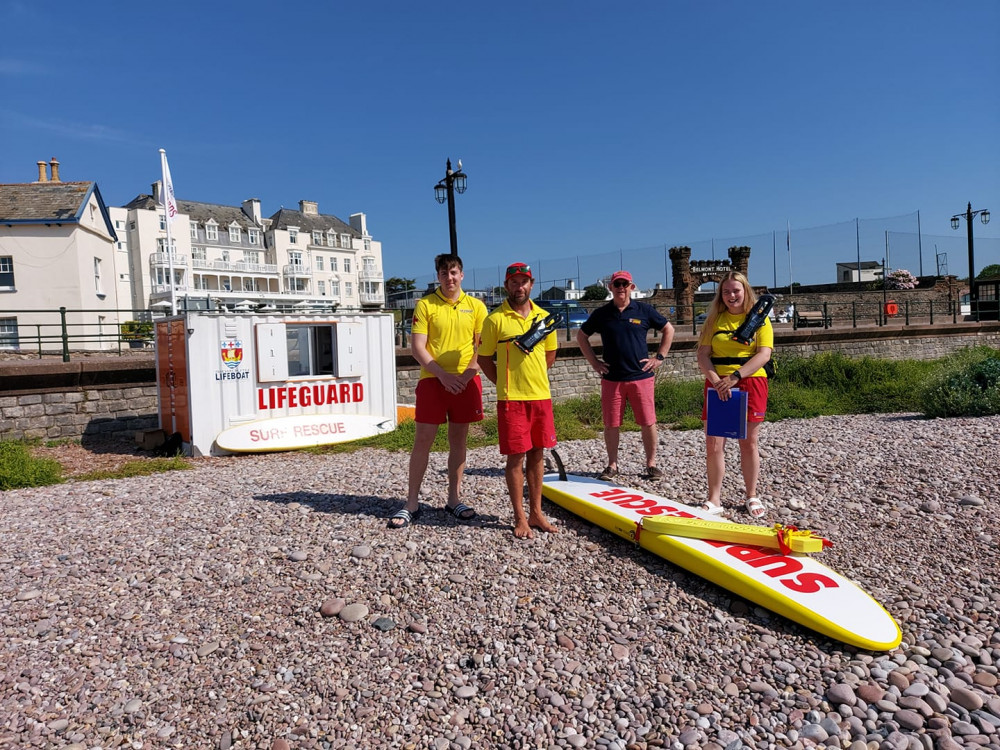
[697,502,725,516]
[745,497,766,518]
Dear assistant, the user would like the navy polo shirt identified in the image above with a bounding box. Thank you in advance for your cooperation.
[580,300,668,382]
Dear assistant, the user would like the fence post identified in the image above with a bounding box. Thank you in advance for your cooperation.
[59,307,70,362]
[851,301,857,328]
[929,300,934,325]
[823,302,829,328]
[904,300,910,326]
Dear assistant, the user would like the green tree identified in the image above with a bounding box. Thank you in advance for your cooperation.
[385,277,416,295]
[977,264,1000,279]
[582,284,609,301]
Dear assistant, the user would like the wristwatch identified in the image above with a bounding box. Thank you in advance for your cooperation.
[731,370,742,381]
[654,353,665,361]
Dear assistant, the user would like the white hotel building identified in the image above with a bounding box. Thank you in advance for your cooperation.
[114,186,385,314]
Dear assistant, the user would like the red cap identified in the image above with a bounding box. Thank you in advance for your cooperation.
[505,262,533,279]
[610,270,633,285]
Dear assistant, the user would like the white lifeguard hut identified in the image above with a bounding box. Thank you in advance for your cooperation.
[154,311,397,456]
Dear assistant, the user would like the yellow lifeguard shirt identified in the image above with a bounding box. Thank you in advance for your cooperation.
[699,311,774,377]
[411,289,487,380]
[479,300,558,401]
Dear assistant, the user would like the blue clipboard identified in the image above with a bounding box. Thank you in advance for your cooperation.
[706,388,748,439]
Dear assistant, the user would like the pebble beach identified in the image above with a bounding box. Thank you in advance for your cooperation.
[1,413,999,750]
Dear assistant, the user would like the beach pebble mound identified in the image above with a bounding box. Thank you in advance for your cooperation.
[1,413,998,749]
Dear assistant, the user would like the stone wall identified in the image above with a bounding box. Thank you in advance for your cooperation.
[2,322,998,442]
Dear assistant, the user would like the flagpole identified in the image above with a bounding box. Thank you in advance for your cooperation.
[159,149,177,315]
[786,221,793,300]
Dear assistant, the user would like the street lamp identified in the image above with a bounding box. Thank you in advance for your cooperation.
[951,202,991,318]
[434,158,467,257]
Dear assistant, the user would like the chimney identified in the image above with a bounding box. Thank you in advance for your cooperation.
[49,158,60,182]
[151,181,161,203]
[349,212,367,235]
[299,200,318,215]
[242,198,262,225]
[567,279,576,290]
[36,161,49,182]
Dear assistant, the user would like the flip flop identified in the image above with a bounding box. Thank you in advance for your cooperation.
[445,502,477,521]
[697,502,725,516]
[746,497,766,518]
[387,507,421,529]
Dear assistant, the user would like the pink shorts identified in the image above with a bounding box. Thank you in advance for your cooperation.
[601,378,657,427]
[497,400,557,455]
[415,376,484,425]
[702,377,768,424]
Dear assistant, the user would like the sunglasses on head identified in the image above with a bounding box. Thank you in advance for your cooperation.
[506,263,531,276]
[612,280,631,288]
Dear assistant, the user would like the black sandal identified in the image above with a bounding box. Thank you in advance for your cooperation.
[387,507,421,529]
[445,503,477,521]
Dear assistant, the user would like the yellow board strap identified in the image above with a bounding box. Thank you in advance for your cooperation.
[641,516,832,554]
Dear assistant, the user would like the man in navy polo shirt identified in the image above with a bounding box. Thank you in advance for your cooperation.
[576,270,675,481]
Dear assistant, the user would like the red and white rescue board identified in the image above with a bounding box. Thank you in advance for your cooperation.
[215,413,393,453]
[542,472,902,651]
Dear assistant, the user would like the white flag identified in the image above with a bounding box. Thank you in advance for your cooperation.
[159,148,178,224]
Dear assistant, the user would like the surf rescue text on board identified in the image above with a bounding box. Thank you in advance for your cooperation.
[249,421,348,443]
[257,382,364,411]
[588,487,839,594]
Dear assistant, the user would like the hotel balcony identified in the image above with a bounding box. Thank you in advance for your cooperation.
[358,268,383,282]
[283,264,312,278]
[150,252,188,268]
[359,291,385,305]
[193,259,278,274]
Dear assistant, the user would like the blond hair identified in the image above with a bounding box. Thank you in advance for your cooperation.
[699,272,758,343]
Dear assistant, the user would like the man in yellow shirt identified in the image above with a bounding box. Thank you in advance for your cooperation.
[478,262,559,539]
[389,254,487,529]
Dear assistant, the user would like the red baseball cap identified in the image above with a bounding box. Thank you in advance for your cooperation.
[610,270,633,285]
[505,262,533,279]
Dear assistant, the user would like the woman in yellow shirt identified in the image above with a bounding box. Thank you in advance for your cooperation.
[695,272,773,517]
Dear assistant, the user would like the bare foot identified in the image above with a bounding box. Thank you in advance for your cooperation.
[513,520,534,539]
[528,513,557,534]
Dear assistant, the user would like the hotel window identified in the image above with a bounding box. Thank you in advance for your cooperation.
[340,234,351,249]
[343,258,351,273]
[248,228,259,245]
[345,282,353,297]
[192,247,206,261]
[364,239,371,252]
[222,250,230,262]
[331,279,340,296]
[330,257,338,272]
[327,231,336,247]
[288,227,299,244]
[316,256,324,271]
[244,250,260,265]
[318,280,326,296]
[206,221,219,241]
[289,251,303,267]
[0,256,16,289]
[94,257,103,295]
[159,213,166,231]
[229,224,241,243]
[190,223,198,240]
[0,317,19,349]
[363,257,377,273]
[244,279,258,292]
[156,238,176,254]
[312,230,323,245]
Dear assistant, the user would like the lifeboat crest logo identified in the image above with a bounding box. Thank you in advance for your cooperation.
[220,339,243,369]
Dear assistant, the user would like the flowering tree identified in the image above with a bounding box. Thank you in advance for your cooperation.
[885,269,918,290]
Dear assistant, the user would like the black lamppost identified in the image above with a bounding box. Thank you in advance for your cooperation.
[434,158,467,257]
[951,202,991,318]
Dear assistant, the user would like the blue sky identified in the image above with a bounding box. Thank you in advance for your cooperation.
[1,1,997,293]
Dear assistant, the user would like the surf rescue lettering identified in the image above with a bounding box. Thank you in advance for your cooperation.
[249,421,347,442]
[589,487,838,594]
[257,383,364,410]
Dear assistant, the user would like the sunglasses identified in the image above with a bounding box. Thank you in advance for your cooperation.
[612,280,631,288]
[505,263,531,276]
